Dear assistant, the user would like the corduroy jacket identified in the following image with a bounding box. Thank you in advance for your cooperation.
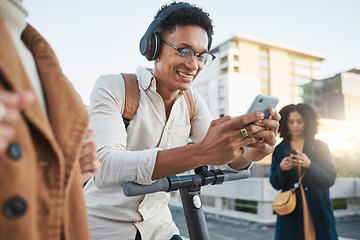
[0,15,90,239]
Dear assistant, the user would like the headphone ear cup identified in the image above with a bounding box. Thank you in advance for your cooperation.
[146,31,161,61]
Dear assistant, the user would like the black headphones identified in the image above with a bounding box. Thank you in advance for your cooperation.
[139,3,212,61]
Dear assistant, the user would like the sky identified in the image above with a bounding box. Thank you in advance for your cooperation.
[22,0,360,105]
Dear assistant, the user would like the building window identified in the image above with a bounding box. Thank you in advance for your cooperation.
[220,67,228,75]
[233,54,239,61]
[289,55,322,102]
[259,49,269,58]
[230,40,238,48]
[220,56,228,64]
[294,66,311,77]
[294,58,311,67]
[260,58,269,68]
[234,66,239,72]
[259,48,270,94]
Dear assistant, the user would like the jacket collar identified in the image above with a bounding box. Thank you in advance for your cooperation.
[0,15,57,146]
[21,24,89,166]
[0,14,88,177]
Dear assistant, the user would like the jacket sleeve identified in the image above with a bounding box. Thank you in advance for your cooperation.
[306,140,337,189]
[269,146,291,190]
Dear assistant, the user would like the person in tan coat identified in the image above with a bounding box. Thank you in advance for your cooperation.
[0,0,100,239]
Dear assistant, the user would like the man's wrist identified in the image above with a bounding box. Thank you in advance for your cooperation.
[228,154,253,170]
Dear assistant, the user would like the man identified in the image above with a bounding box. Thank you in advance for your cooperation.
[0,0,100,239]
[84,2,280,240]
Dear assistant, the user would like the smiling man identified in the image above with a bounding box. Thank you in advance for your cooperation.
[83,2,280,240]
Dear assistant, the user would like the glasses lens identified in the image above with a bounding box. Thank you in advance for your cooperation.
[178,48,194,63]
[199,53,210,67]
[201,53,215,67]
[178,48,214,67]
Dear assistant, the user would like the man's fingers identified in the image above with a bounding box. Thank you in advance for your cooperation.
[84,129,95,142]
[80,141,97,159]
[81,159,99,172]
[227,112,265,130]
[240,124,265,138]
[252,131,276,145]
[210,115,233,127]
[254,117,279,133]
[269,108,281,121]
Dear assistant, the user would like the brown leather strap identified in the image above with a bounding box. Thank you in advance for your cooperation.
[298,167,316,239]
[183,90,195,120]
[121,73,139,120]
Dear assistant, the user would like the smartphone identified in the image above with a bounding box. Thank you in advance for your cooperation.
[246,94,279,118]
[242,94,278,149]
[285,149,297,158]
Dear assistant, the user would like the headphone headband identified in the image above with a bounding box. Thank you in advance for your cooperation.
[139,3,212,61]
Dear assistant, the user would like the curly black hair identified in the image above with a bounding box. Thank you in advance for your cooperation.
[154,1,214,39]
[278,103,320,140]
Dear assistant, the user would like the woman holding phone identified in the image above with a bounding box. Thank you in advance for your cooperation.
[270,103,338,240]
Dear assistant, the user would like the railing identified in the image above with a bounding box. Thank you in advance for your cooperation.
[169,177,360,224]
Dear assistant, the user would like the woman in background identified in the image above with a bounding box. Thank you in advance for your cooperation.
[270,103,338,240]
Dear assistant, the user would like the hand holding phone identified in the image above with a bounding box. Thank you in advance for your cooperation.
[246,94,279,118]
[242,94,279,149]
[285,149,297,159]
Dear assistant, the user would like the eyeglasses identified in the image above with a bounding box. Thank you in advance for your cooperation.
[161,40,216,67]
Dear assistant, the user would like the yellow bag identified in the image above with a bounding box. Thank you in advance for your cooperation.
[272,188,296,215]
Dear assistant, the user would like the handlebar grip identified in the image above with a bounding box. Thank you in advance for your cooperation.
[123,178,170,197]
[223,169,251,182]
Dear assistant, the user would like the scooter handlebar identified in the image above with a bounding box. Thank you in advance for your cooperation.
[123,169,251,197]
[123,178,170,197]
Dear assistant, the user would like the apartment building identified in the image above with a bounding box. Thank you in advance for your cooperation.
[193,34,326,118]
[303,68,360,146]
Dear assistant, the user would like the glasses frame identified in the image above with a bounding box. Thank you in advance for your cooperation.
[161,39,216,67]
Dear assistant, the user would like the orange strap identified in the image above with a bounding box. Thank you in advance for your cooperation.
[121,73,139,120]
[298,167,316,240]
[183,89,195,120]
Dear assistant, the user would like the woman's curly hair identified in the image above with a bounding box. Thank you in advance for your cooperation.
[279,103,320,140]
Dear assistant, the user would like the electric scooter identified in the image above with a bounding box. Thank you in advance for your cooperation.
[124,166,251,240]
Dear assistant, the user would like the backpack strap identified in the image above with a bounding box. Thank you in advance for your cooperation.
[183,89,195,120]
[121,73,139,129]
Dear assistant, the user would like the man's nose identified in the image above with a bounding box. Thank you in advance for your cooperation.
[185,57,201,71]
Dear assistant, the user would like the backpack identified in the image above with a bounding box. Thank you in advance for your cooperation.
[121,73,195,129]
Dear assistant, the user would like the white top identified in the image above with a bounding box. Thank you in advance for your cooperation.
[83,66,238,240]
[0,0,47,112]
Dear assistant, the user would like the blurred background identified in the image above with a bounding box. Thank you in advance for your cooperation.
[23,0,360,227]
[23,0,360,176]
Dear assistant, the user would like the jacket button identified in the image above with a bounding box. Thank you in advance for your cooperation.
[7,142,22,160]
[4,198,27,219]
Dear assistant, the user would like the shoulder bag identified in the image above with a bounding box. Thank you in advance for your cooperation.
[272,170,306,215]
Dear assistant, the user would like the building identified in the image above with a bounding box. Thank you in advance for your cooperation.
[193,34,326,118]
[303,68,360,142]
[184,35,360,222]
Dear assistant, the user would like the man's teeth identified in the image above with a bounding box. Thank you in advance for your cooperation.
[178,72,192,79]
